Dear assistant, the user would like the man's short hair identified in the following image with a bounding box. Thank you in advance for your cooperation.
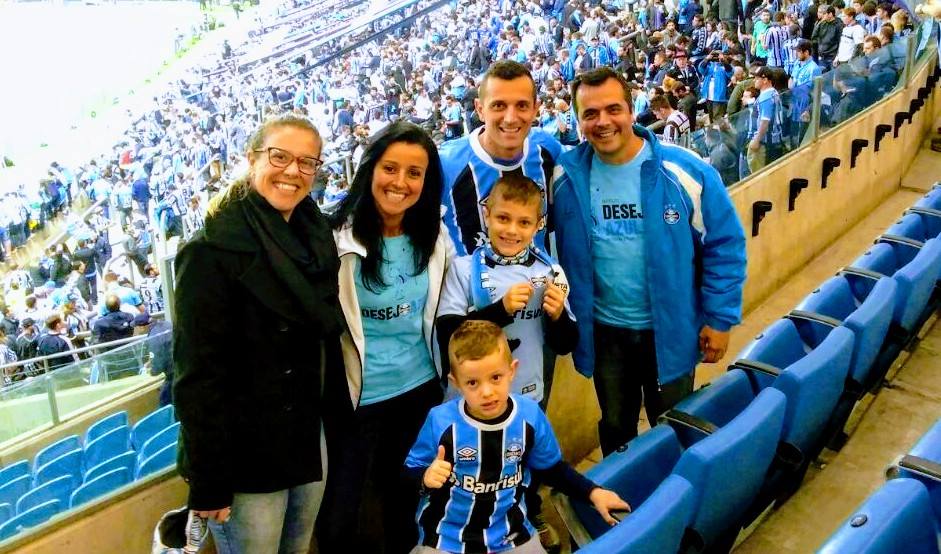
[796,39,814,52]
[105,295,121,314]
[448,321,512,374]
[479,60,537,102]
[843,6,857,17]
[486,174,543,212]
[45,314,62,331]
[649,94,672,111]
[570,67,633,116]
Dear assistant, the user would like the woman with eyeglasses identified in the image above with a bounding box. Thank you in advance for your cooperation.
[315,120,451,553]
[173,114,348,554]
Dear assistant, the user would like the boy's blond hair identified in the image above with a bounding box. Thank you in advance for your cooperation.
[484,174,543,212]
[448,321,512,374]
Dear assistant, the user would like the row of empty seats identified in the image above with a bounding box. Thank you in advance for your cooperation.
[0,405,178,541]
[552,182,941,553]
[819,418,941,552]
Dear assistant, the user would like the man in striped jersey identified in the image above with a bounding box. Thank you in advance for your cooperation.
[439,60,563,257]
[405,321,628,554]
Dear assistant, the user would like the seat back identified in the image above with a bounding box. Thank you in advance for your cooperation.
[0,461,29,489]
[0,499,62,541]
[886,214,931,243]
[15,475,73,515]
[818,478,940,554]
[673,387,788,547]
[85,411,129,445]
[85,426,130,470]
[578,475,696,554]
[136,442,178,479]
[84,451,136,484]
[0,503,10,526]
[132,405,175,451]
[796,276,896,385]
[576,425,684,540]
[736,319,809,392]
[32,449,83,490]
[33,435,81,472]
[891,238,941,332]
[139,422,180,463]
[70,467,132,508]
[0,476,30,509]
[772,326,854,454]
[916,187,941,211]
[898,419,941,519]
[672,369,759,445]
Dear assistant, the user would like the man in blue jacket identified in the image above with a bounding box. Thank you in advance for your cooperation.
[550,67,747,455]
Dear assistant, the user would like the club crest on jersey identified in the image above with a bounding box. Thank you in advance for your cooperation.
[457,446,478,462]
[530,275,548,289]
[397,303,412,316]
[663,204,681,225]
[505,441,524,463]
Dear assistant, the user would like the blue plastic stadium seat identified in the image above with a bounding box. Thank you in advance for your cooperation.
[132,405,175,451]
[735,319,854,459]
[577,475,696,554]
[885,213,935,243]
[84,426,130,471]
[138,422,180,464]
[818,478,940,554]
[16,475,74,516]
[561,375,786,552]
[136,441,178,479]
[850,238,941,334]
[85,411,129,446]
[84,451,136,484]
[0,476,30,510]
[32,435,81,472]
[893,419,941,520]
[0,503,10,526]
[0,461,29,489]
[70,467,131,509]
[0,499,61,541]
[795,275,896,391]
[32,449,83,490]
[906,206,941,240]
[915,186,941,211]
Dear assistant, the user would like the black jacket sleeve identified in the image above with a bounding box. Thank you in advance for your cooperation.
[545,310,578,356]
[533,460,598,502]
[437,301,515,383]
[172,241,237,511]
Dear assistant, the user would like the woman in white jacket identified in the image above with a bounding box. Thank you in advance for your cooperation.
[317,120,452,554]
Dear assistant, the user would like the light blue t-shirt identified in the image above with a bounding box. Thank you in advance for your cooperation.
[589,141,653,329]
[356,235,436,405]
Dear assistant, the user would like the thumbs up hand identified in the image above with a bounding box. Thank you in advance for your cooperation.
[423,446,453,489]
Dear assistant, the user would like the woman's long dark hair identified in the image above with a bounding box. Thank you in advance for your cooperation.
[330,120,444,292]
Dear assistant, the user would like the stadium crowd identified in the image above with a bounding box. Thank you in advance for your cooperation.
[0,0,929,550]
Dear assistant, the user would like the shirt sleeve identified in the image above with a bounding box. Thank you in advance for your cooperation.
[526,407,563,470]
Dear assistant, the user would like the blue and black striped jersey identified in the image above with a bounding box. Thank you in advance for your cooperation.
[405,395,562,553]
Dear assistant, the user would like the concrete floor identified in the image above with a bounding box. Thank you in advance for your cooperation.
[543,144,941,553]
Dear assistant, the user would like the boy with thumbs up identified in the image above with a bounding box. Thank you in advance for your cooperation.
[405,321,629,554]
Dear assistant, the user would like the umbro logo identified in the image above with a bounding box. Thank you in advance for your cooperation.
[457,446,478,462]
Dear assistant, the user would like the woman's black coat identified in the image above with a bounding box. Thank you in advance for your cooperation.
[172,192,349,511]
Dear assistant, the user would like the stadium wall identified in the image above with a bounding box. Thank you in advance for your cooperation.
[549,53,940,464]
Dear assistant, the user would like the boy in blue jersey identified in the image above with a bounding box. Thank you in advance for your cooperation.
[436,174,578,549]
[437,174,577,404]
[406,321,629,554]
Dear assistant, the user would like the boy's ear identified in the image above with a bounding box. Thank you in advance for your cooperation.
[508,358,519,379]
[537,215,546,231]
[447,371,458,388]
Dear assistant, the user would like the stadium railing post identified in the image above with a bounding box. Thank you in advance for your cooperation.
[902,34,916,88]
[808,76,824,144]
[44,373,60,425]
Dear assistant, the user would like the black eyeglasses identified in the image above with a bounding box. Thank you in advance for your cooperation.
[253,147,324,176]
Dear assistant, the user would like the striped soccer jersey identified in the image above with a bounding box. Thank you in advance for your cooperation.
[439,127,562,256]
[405,395,561,553]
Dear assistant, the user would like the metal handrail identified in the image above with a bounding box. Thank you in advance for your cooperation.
[43,197,108,250]
[0,331,161,375]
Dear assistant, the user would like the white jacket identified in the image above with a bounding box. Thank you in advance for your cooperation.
[334,222,453,408]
